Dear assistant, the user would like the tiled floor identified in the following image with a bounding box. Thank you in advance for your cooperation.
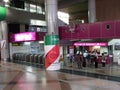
[0,61,120,90]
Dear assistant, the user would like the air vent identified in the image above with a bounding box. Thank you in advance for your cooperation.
[106,24,110,29]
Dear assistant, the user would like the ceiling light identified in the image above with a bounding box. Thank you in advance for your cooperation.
[4,0,9,3]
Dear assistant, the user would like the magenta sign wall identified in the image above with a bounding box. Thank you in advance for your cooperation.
[74,42,108,46]
[14,32,36,42]
[59,20,120,40]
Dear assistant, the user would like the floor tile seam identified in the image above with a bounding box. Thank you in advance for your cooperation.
[62,67,120,77]
[0,63,94,86]
[0,63,63,82]
[1,64,120,89]
[0,63,115,80]
[1,63,119,79]
[0,63,103,88]
[0,62,44,71]
[60,69,120,82]
[0,63,41,75]
[60,68,106,76]
[2,70,24,90]
[1,62,120,83]
[57,78,107,89]
[2,61,120,76]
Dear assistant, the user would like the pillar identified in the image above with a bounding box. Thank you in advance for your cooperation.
[0,3,9,61]
[0,21,9,61]
[0,1,4,6]
[44,0,60,70]
[88,0,96,23]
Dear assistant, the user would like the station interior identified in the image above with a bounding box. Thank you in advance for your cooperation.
[0,0,120,90]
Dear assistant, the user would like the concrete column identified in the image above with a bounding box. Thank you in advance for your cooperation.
[45,0,58,35]
[0,21,9,61]
[88,0,96,23]
[44,0,60,70]
[0,0,9,61]
[0,1,4,6]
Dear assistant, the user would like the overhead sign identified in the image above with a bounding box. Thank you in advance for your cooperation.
[74,42,108,46]
[0,6,6,21]
[14,32,36,42]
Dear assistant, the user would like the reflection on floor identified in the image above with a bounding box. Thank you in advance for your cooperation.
[0,61,120,90]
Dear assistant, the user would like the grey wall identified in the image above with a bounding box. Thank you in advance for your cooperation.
[6,7,45,24]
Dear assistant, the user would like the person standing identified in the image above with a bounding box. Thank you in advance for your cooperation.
[83,50,88,67]
[92,50,98,68]
[74,53,82,69]
[60,55,64,68]
[102,53,106,67]
[69,54,74,67]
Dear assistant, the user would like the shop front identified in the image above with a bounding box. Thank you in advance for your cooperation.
[73,42,113,65]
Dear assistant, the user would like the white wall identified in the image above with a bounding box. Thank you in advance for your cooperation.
[108,39,120,62]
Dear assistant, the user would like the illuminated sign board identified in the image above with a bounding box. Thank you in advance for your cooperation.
[14,32,36,42]
[0,6,6,21]
[74,42,108,46]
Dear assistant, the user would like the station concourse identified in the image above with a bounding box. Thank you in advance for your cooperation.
[0,0,120,90]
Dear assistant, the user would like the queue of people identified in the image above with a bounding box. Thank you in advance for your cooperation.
[66,50,107,69]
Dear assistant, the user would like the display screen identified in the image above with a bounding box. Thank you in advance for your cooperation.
[74,42,108,46]
[14,32,36,42]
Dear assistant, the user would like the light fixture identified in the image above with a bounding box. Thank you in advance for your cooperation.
[39,41,44,43]
[3,0,9,3]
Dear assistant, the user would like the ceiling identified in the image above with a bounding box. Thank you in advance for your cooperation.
[27,0,88,23]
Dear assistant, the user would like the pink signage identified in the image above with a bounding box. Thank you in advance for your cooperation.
[14,32,36,42]
[74,42,108,46]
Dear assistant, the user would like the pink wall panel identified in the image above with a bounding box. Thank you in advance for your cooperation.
[59,26,72,40]
[101,21,115,38]
[71,32,78,39]
[59,20,120,40]
[71,25,80,39]
[115,20,120,38]
[36,32,46,41]
[59,27,66,40]
[59,26,78,40]
[64,28,72,40]
[77,24,89,39]
[89,23,101,39]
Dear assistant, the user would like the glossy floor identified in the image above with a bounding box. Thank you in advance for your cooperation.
[0,61,120,90]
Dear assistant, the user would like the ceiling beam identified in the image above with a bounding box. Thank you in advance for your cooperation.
[70,10,88,15]
[58,0,88,9]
